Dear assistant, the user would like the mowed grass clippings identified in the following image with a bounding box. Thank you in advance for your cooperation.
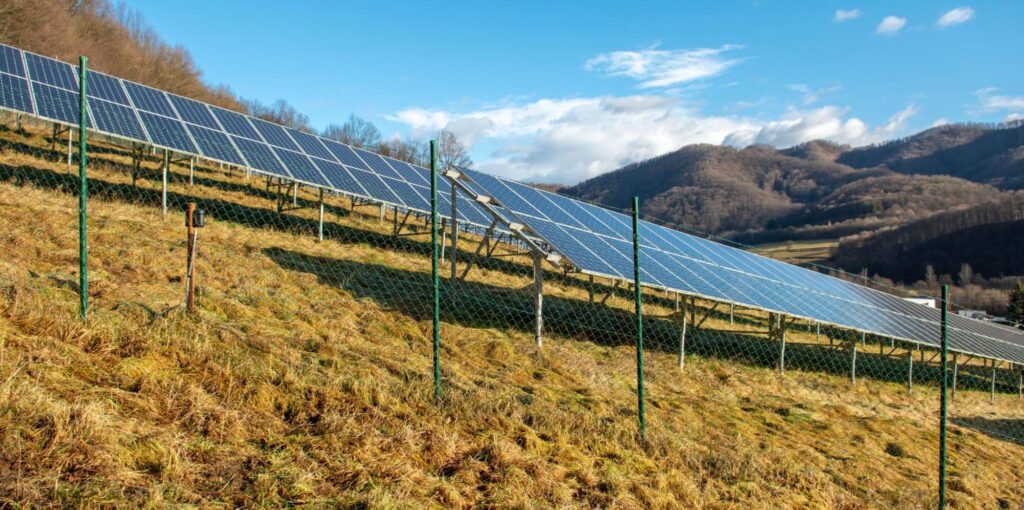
[0,123,1022,508]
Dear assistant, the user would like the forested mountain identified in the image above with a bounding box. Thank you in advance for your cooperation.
[835,192,1024,282]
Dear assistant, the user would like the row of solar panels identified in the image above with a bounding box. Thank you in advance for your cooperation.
[453,167,1024,364]
[2,42,1023,365]
[0,43,495,229]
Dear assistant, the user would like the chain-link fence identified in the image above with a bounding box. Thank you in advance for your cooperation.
[2,88,1024,507]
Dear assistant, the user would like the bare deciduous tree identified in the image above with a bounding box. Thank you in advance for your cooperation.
[436,130,472,170]
[322,115,382,150]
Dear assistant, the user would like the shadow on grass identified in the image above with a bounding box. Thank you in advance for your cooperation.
[951,417,1024,446]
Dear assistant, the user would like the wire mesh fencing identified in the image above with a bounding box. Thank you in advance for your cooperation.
[3,103,1024,507]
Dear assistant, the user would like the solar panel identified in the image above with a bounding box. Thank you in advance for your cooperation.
[123,82,177,118]
[287,128,335,161]
[232,136,290,178]
[0,45,25,77]
[89,98,147,141]
[186,124,246,166]
[85,71,130,105]
[24,53,77,90]
[250,118,302,151]
[169,94,220,130]
[353,148,404,180]
[0,73,34,114]
[271,147,331,188]
[137,111,196,153]
[309,159,368,198]
[321,139,371,170]
[211,106,260,140]
[32,82,88,126]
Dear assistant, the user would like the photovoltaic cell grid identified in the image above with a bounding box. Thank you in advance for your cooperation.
[0,43,493,228]
[456,167,1024,364]
[3,42,1021,364]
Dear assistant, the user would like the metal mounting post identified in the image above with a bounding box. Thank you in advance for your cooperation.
[77,57,88,319]
[850,340,858,384]
[908,350,914,394]
[678,300,688,369]
[534,252,544,348]
[189,157,195,186]
[450,181,458,281]
[317,188,325,242]
[430,140,441,402]
[991,361,999,403]
[779,316,787,373]
[588,275,594,303]
[952,352,959,400]
[729,303,734,324]
[631,196,645,442]
[939,284,948,510]
[162,149,169,216]
[67,127,73,166]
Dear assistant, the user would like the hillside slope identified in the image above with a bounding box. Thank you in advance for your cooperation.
[1,125,1023,507]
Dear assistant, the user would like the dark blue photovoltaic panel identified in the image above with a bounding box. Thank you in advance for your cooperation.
[288,129,334,161]
[250,118,301,151]
[186,124,245,166]
[322,139,371,170]
[0,73,34,114]
[123,82,177,118]
[25,53,77,90]
[464,168,545,219]
[232,137,289,178]
[272,147,330,187]
[89,99,146,141]
[354,148,404,180]
[528,219,622,278]
[348,168,402,206]
[84,71,129,105]
[137,111,196,153]
[509,181,587,229]
[0,45,25,77]
[310,160,368,197]
[169,95,219,130]
[388,159,431,187]
[383,177,430,211]
[211,106,260,140]
[32,83,88,126]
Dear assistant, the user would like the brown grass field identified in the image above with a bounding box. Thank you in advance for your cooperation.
[1,120,1023,508]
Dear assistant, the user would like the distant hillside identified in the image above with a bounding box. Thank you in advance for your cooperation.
[0,0,244,111]
[835,192,1024,282]
[561,140,1004,242]
[838,122,1024,189]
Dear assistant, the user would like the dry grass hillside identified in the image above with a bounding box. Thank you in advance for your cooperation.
[2,121,1024,508]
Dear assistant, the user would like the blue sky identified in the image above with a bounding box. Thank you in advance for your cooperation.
[124,0,1024,184]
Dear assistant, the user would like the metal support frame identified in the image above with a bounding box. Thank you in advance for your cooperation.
[293,181,298,206]
[678,295,688,369]
[939,285,948,510]
[459,220,498,281]
[67,127,73,166]
[450,181,458,280]
[631,196,645,442]
[189,157,195,187]
[850,340,858,384]
[161,149,169,216]
[317,188,325,242]
[779,315,788,373]
[533,252,543,348]
[952,352,959,400]
[991,360,1000,403]
[908,350,914,394]
[77,57,88,319]
[730,303,735,324]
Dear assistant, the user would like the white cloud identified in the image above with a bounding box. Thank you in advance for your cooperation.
[975,88,1024,111]
[584,45,742,88]
[930,118,951,128]
[1004,113,1023,123]
[936,7,974,28]
[834,9,861,22]
[876,16,907,35]
[391,97,917,185]
[787,83,841,105]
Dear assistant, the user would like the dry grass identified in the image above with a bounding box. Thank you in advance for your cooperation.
[751,240,838,266]
[1,122,1023,508]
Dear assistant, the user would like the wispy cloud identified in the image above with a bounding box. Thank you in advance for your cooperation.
[584,45,742,89]
[976,88,1024,111]
[392,96,916,184]
[787,83,842,105]
[834,9,860,22]
[875,15,907,35]
[936,7,974,28]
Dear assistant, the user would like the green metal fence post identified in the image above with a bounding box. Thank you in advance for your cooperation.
[940,284,949,509]
[430,140,441,402]
[77,56,88,319]
[631,195,645,442]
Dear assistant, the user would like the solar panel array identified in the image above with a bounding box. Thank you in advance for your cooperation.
[454,167,1024,365]
[0,43,493,228]
[2,42,1023,365]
